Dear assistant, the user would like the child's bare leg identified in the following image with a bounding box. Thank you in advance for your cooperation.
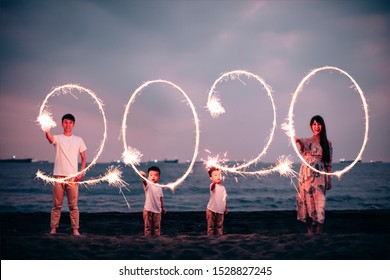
[73,228,80,235]
[50,228,57,234]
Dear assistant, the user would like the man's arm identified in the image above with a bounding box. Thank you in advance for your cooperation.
[75,151,86,182]
[45,130,54,144]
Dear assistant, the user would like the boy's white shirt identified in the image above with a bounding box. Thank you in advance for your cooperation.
[207,184,227,214]
[52,134,87,176]
[144,183,163,213]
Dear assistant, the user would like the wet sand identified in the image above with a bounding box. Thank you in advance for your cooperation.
[1,210,389,260]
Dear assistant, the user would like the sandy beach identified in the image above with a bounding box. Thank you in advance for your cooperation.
[1,210,389,260]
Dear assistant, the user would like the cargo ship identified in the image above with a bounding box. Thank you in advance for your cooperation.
[339,158,361,164]
[0,157,33,163]
[164,159,179,163]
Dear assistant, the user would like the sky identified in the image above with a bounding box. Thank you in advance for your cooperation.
[1,0,389,164]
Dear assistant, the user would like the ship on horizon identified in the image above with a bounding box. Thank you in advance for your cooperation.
[0,156,33,163]
[339,158,362,164]
[164,159,179,163]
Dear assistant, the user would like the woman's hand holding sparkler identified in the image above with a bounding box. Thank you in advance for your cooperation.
[294,137,305,153]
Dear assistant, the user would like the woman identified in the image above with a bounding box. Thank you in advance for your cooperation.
[295,115,332,234]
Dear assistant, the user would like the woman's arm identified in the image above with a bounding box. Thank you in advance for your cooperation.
[294,137,304,153]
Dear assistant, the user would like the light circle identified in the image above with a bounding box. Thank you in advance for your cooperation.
[288,66,369,177]
[206,70,276,172]
[37,84,108,183]
[121,80,200,190]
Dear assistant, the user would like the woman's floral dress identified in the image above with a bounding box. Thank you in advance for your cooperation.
[297,138,332,224]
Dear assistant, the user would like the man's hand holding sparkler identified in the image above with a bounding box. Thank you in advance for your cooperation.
[45,128,54,144]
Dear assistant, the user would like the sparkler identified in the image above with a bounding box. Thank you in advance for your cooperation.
[121,80,200,190]
[37,109,57,131]
[36,84,124,187]
[283,66,369,178]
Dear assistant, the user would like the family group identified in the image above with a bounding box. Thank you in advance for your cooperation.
[44,113,332,236]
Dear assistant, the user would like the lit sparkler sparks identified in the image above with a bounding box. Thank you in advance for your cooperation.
[283,66,369,179]
[37,166,127,187]
[98,166,128,188]
[36,84,124,187]
[203,153,299,195]
[206,69,279,174]
[203,151,229,171]
[36,165,131,207]
[98,166,131,208]
[273,155,296,177]
[37,110,57,131]
[207,95,225,118]
[204,153,297,178]
[122,147,143,166]
[121,79,200,190]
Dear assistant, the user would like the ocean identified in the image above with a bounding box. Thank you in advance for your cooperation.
[0,162,389,213]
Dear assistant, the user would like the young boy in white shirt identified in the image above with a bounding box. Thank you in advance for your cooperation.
[140,166,166,236]
[206,167,228,235]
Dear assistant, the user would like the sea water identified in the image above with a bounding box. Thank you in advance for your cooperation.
[0,162,389,213]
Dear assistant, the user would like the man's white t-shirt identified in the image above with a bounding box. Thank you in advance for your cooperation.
[207,184,227,214]
[53,134,87,176]
[144,183,163,213]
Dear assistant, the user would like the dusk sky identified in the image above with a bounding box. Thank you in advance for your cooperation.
[1,0,389,164]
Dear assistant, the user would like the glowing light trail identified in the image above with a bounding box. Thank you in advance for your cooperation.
[205,153,297,178]
[284,66,369,178]
[206,70,278,173]
[36,166,129,205]
[121,80,200,190]
[36,84,125,187]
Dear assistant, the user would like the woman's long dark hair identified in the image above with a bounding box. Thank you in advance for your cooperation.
[310,115,331,163]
